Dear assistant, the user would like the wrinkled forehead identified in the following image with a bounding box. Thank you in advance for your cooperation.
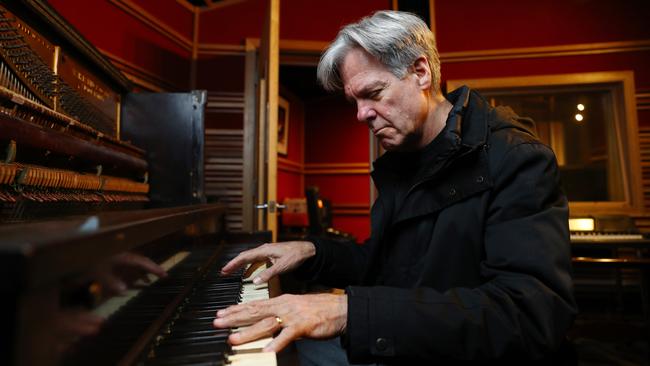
[340,49,392,95]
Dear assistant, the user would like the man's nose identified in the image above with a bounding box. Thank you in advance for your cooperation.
[357,104,377,124]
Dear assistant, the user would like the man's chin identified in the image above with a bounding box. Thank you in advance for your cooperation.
[380,139,396,151]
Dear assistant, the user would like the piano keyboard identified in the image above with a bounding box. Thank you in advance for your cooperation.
[64,243,276,366]
[570,233,645,242]
[93,251,191,319]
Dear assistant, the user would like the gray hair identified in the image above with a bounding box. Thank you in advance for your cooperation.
[317,10,441,93]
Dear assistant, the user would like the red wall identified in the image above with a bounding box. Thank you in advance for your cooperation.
[49,0,192,90]
[199,0,390,44]
[437,0,650,128]
[197,0,650,242]
[436,0,650,52]
[277,88,305,202]
[304,97,371,241]
[49,0,650,240]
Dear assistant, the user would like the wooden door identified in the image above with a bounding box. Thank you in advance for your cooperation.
[243,0,280,240]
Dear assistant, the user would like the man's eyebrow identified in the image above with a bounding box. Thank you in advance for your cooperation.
[346,80,387,102]
[358,81,387,95]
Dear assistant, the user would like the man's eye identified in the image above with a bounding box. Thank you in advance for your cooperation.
[368,90,381,99]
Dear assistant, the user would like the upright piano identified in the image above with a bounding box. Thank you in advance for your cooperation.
[0,1,277,365]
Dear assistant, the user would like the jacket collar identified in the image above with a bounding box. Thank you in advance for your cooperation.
[371,86,489,189]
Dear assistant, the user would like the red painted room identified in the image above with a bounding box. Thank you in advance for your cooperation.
[1,0,649,365]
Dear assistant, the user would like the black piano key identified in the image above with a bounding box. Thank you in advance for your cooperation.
[63,242,267,366]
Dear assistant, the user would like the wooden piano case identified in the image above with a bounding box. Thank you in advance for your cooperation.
[0,1,265,365]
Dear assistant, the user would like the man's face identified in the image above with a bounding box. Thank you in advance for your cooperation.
[340,48,429,151]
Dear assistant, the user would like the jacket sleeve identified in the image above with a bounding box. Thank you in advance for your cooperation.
[342,142,577,362]
[292,234,373,288]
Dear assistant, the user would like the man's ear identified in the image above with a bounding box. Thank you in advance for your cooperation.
[412,56,431,90]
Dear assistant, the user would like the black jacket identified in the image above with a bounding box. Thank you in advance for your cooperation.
[297,86,577,364]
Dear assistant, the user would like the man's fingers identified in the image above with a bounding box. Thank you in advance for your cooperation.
[243,261,266,279]
[137,257,167,278]
[115,253,167,278]
[221,245,274,274]
[263,326,299,353]
[251,267,279,285]
[228,316,280,345]
[101,275,127,294]
[214,299,271,327]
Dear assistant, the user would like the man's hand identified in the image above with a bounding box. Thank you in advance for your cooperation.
[220,241,316,284]
[89,252,167,295]
[213,293,347,352]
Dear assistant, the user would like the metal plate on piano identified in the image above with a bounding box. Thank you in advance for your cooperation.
[56,50,120,137]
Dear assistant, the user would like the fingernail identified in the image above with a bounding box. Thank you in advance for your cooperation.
[217,310,224,317]
[253,277,261,285]
[263,346,273,352]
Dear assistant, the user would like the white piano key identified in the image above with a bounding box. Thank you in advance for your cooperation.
[92,251,190,318]
[227,351,277,366]
[231,337,273,352]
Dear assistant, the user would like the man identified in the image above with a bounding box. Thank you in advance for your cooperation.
[213,10,576,364]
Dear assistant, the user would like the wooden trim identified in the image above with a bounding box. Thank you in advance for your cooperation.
[175,0,196,12]
[331,203,370,216]
[264,0,280,239]
[199,0,248,13]
[99,49,178,91]
[278,157,302,169]
[304,168,369,175]
[242,39,257,231]
[108,0,193,52]
[305,162,370,169]
[199,38,650,61]
[274,160,372,175]
[448,71,644,215]
[331,209,369,216]
[448,71,640,91]
[278,164,302,174]
[440,39,650,64]
[302,162,370,175]
[197,43,247,56]
[246,38,329,53]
